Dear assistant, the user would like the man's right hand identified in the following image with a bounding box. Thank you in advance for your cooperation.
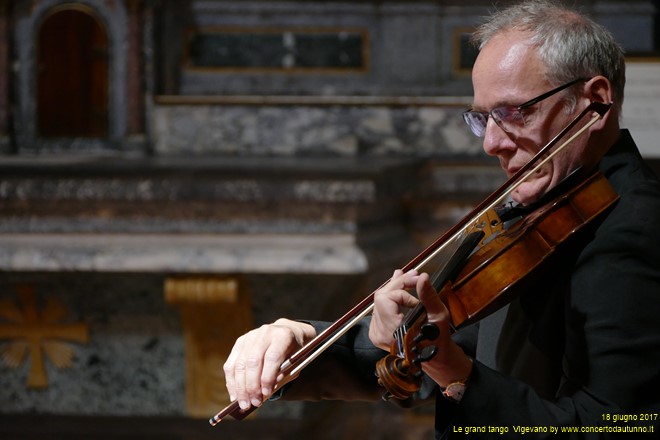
[223,318,317,410]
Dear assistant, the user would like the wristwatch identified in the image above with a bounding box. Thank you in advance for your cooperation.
[442,380,468,403]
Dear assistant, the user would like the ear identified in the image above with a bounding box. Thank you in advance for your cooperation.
[583,76,616,131]
[585,75,613,105]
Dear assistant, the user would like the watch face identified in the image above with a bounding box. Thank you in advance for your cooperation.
[443,382,466,402]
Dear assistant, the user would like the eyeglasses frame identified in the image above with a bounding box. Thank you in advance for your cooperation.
[462,77,591,137]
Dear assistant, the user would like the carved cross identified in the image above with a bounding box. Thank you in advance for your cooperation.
[0,284,89,388]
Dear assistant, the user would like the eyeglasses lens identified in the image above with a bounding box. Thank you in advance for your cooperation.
[462,107,526,138]
[463,112,488,137]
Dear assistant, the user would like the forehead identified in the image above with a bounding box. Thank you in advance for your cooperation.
[471,31,550,109]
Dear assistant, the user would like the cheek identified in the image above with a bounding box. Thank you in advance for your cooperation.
[511,135,544,163]
[548,141,587,182]
[515,115,565,163]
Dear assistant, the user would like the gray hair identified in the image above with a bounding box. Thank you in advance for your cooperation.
[472,0,626,112]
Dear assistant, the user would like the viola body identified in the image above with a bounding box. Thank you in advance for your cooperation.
[443,171,619,329]
[374,171,619,400]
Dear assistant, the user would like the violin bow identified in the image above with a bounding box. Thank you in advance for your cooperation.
[209,100,612,426]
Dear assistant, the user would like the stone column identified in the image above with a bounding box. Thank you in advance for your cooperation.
[0,0,9,147]
[126,0,143,135]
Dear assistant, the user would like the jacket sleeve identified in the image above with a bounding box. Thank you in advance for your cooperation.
[279,317,387,402]
[280,317,480,407]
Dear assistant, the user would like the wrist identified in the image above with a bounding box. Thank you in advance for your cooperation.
[273,318,317,345]
[422,341,473,403]
[433,343,473,388]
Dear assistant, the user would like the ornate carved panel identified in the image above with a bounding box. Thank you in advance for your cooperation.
[0,284,89,388]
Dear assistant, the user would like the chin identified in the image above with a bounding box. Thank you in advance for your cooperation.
[512,181,549,206]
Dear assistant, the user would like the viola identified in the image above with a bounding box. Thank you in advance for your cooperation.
[209,101,617,425]
[375,169,618,399]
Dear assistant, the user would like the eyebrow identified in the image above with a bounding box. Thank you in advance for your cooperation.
[469,100,518,112]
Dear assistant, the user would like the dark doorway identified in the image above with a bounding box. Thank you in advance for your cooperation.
[37,7,108,138]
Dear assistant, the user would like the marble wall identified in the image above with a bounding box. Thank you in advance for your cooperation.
[152,102,481,157]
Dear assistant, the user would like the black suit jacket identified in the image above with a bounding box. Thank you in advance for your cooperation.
[289,130,660,439]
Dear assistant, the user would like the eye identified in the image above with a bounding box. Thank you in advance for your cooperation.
[492,106,525,126]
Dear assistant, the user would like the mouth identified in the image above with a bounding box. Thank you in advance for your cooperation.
[509,164,547,180]
[506,166,520,178]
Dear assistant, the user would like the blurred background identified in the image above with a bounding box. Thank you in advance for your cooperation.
[0,1,658,439]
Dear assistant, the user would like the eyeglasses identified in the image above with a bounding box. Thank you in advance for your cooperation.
[462,78,589,137]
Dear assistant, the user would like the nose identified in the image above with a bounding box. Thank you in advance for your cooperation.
[482,117,516,158]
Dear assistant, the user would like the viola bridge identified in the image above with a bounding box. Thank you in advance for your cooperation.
[468,208,504,247]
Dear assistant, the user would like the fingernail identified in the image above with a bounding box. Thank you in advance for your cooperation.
[238,400,249,410]
[262,387,272,397]
[251,398,262,407]
[229,394,236,402]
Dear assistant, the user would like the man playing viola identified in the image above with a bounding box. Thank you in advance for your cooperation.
[222,1,660,437]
